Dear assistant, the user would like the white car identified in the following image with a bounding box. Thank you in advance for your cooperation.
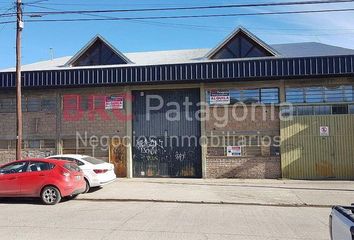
[47,154,116,193]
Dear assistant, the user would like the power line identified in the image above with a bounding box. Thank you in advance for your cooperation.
[0,20,15,24]
[23,3,354,36]
[1,7,354,24]
[20,3,354,34]
[0,4,15,33]
[0,0,352,17]
[19,1,354,34]
[18,8,354,23]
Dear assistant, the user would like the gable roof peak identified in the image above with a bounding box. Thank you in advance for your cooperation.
[65,34,133,67]
[205,26,279,59]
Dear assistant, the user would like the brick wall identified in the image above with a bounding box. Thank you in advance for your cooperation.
[0,112,57,139]
[0,88,127,160]
[205,105,281,178]
[60,89,127,138]
[206,105,280,133]
[206,157,281,179]
[0,90,58,140]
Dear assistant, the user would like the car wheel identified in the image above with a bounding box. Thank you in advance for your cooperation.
[84,179,90,193]
[41,186,61,205]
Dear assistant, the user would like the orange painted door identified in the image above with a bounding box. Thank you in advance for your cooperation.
[110,138,127,177]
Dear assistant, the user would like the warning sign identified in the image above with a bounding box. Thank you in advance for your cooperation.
[320,126,329,137]
[226,146,242,157]
[210,90,230,105]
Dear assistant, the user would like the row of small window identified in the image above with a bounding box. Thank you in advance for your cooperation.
[282,104,354,116]
[207,88,279,104]
[0,140,56,150]
[63,95,107,110]
[0,98,56,113]
[286,85,353,104]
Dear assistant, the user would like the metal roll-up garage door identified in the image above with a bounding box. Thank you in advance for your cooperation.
[132,89,202,178]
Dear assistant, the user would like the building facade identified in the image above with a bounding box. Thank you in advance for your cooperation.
[1,27,353,179]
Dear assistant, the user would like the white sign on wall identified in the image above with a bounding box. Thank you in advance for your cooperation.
[105,96,124,110]
[210,90,230,105]
[226,146,242,157]
[320,126,330,137]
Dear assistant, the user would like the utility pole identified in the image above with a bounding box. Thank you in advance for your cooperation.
[16,0,23,160]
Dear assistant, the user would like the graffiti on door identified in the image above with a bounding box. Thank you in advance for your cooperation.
[133,137,200,177]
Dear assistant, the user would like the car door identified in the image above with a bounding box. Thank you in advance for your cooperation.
[19,161,53,197]
[0,161,28,196]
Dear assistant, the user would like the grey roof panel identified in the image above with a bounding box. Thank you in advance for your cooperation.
[1,43,354,72]
[271,42,354,57]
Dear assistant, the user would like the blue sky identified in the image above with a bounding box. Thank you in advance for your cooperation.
[1,0,354,69]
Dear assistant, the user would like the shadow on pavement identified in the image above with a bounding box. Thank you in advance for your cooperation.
[87,186,102,193]
[0,197,43,205]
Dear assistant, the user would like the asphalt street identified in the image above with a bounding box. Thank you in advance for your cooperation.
[0,198,330,240]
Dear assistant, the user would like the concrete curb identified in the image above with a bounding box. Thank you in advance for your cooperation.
[74,198,333,208]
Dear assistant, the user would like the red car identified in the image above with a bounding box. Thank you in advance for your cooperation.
[0,158,86,205]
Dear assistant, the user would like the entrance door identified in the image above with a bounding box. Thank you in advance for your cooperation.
[132,89,202,178]
[110,138,127,177]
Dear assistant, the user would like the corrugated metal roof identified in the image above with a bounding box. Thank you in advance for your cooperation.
[0,49,210,72]
[1,42,354,72]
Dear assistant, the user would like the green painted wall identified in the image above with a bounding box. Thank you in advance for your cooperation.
[281,115,354,179]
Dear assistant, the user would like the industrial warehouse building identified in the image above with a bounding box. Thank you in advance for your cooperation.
[0,27,353,179]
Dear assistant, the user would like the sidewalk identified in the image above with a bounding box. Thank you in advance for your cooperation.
[77,178,354,207]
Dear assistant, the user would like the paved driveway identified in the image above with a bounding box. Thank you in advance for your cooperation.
[0,200,330,240]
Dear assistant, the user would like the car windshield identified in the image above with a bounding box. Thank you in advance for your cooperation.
[0,162,27,174]
[82,157,105,165]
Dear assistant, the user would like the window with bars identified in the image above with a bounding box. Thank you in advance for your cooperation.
[207,88,279,105]
[350,105,354,114]
[28,140,40,148]
[285,85,354,104]
[0,97,56,113]
[0,98,16,113]
[0,140,9,149]
[63,95,110,111]
[281,104,352,116]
